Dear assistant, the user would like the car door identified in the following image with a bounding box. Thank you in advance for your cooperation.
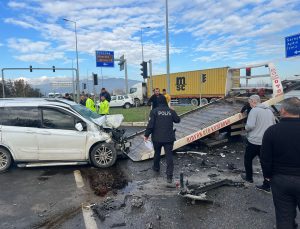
[0,106,40,160]
[37,107,87,161]
[117,96,124,106]
[109,96,118,107]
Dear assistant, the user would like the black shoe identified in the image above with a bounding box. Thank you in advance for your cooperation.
[241,174,253,183]
[256,184,271,194]
[167,177,173,184]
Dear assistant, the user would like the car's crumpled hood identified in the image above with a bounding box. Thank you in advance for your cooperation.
[92,114,124,129]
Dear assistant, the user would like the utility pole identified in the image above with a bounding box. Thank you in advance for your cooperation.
[124,59,128,94]
[149,60,153,94]
[165,0,171,94]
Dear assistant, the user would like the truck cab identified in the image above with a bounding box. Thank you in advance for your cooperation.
[129,82,147,106]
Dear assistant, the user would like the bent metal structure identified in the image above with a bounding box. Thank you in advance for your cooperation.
[126,63,300,162]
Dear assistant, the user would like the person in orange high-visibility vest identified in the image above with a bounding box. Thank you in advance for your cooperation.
[162,88,171,107]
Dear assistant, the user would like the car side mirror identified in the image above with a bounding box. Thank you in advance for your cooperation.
[75,123,83,131]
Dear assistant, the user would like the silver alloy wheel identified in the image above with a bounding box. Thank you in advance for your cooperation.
[0,151,8,170]
[94,146,113,166]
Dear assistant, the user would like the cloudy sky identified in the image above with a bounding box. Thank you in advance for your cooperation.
[0,0,300,84]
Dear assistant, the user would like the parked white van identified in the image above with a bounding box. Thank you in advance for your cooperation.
[0,98,130,173]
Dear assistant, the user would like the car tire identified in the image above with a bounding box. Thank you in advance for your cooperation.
[90,143,117,168]
[0,148,12,173]
[124,103,131,109]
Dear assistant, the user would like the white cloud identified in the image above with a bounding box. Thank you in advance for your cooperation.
[14,52,65,63]
[7,38,51,53]
[3,0,300,68]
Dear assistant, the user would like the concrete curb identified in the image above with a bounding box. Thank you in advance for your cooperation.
[121,122,148,127]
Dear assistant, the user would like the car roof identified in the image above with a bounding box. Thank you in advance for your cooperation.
[0,98,77,108]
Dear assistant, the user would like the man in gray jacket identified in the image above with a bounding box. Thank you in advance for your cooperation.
[241,95,275,193]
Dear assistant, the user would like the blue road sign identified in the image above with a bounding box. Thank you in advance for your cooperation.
[285,33,300,58]
[96,50,114,67]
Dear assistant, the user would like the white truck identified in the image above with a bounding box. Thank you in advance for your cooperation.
[129,82,147,106]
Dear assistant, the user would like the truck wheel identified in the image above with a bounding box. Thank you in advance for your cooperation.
[90,143,117,168]
[0,148,12,173]
[201,98,208,106]
[134,99,141,107]
[124,103,131,109]
[191,98,199,106]
[210,98,217,103]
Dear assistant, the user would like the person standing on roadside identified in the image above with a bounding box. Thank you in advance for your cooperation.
[98,95,110,115]
[63,93,73,101]
[147,88,161,110]
[144,95,181,184]
[241,95,275,193]
[100,88,111,102]
[80,94,86,106]
[86,93,96,112]
[162,89,171,106]
[261,97,300,229]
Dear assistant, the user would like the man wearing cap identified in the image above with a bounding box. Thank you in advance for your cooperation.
[144,95,181,184]
[241,95,275,193]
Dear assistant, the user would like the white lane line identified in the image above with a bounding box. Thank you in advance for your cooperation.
[82,204,98,229]
[73,170,85,188]
[73,170,99,229]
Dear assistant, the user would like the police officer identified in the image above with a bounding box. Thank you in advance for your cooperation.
[86,93,96,112]
[144,95,180,184]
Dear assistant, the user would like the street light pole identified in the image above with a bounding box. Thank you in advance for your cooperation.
[63,18,80,102]
[141,26,150,62]
[165,0,171,94]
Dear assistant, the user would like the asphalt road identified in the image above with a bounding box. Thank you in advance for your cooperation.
[0,140,299,229]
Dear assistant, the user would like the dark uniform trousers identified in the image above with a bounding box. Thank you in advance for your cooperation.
[153,142,174,178]
[244,141,270,187]
[271,174,300,229]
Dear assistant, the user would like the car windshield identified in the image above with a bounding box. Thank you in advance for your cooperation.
[124,95,129,99]
[71,104,101,120]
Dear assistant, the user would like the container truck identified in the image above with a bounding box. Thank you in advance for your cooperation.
[129,67,240,106]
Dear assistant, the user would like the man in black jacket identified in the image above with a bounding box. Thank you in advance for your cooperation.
[147,88,161,110]
[144,95,181,184]
[261,97,300,229]
[100,88,111,102]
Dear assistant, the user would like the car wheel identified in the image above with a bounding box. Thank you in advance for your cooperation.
[90,143,117,168]
[0,148,12,173]
[124,103,131,109]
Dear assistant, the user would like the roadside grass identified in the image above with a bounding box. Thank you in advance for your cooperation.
[110,105,196,122]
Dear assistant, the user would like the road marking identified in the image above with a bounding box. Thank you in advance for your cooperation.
[82,204,98,229]
[73,170,99,228]
[73,170,85,188]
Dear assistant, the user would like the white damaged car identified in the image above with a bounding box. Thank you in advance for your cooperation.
[0,98,130,173]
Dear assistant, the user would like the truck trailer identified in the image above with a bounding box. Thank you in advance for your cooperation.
[129,67,241,106]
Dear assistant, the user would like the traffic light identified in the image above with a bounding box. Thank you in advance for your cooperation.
[201,74,207,83]
[29,65,32,72]
[246,67,251,77]
[52,66,55,72]
[140,61,148,79]
[93,73,98,85]
[118,55,125,71]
